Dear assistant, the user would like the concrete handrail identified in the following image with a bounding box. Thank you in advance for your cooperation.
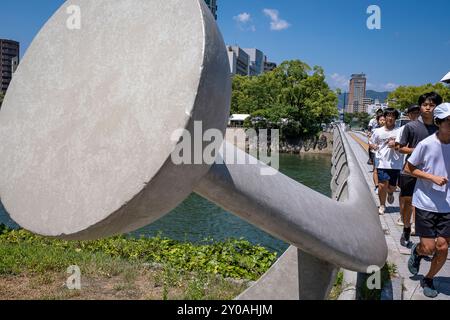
[195,124,387,273]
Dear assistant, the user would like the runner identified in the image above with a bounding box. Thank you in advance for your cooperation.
[406,102,450,298]
[367,109,384,166]
[370,108,404,215]
[398,93,442,247]
[369,113,386,194]
[396,105,420,228]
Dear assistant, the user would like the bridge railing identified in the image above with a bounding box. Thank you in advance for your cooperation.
[232,124,387,300]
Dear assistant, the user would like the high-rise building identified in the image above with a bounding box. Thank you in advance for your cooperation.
[264,56,277,73]
[243,48,264,76]
[0,39,20,93]
[346,74,366,113]
[227,46,249,76]
[362,97,374,113]
[204,0,218,20]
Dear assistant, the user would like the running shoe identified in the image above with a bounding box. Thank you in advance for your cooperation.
[421,278,438,298]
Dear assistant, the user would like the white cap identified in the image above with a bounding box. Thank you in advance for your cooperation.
[434,103,450,120]
[441,72,450,83]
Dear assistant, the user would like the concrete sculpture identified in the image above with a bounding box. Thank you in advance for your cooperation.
[0,0,388,299]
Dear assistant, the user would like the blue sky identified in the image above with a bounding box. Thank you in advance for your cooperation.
[1,0,449,92]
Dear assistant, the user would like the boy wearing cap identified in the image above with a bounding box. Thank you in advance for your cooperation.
[406,102,450,298]
[398,93,441,247]
[370,108,404,215]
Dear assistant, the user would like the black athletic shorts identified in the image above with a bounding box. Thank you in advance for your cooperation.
[377,169,400,187]
[415,208,450,239]
[399,174,417,198]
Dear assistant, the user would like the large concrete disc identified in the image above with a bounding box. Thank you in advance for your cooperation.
[0,0,231,239]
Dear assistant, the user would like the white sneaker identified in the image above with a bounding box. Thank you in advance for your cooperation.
[411,225,416,236]
[397,217,404,226]
[375,187,379,195]
[378,205,386,215]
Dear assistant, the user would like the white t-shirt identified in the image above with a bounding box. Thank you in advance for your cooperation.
[368,120,380,154]
[408,134,450,213]
[395,125,407,167]
[371,127,404,170]
[395,126,405,144]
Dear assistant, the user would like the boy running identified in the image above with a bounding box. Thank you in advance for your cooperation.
[398,93,441,247]
[406,103,450,298]
[370,108,404,215]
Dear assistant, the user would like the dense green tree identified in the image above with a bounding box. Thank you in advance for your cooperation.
[0,92,4,109]
[388,83,450,110]
[232,60,338,138]
[343,112,371,129]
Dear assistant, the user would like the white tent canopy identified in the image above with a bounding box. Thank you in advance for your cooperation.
[229,114,251,122]
[441,71,450,83]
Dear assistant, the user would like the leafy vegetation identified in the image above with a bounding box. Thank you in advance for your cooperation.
[0,225,277,281]
[231,60,339,139]
[329,271,344,300]
[359,263,398,300]
[388,83,450,110]
[0,92,4,109]
[343,112,372,129]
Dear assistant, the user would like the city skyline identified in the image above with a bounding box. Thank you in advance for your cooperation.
[0,1,449,92]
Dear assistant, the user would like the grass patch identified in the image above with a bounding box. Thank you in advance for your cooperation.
[329,271,344,300]
[358,262,398,300]
[0,225,274,300]
[0,226,276,281]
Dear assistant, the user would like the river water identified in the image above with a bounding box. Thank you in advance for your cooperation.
[0,153,332,256]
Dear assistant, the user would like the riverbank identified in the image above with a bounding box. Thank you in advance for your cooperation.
[225,129,333,155]
[0,225,277,300]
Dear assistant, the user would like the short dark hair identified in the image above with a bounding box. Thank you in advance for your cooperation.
[418,92,443,107]
[384,108,400,119]
[435,118,447,126]
[376,108,384,116]
[376,114,385,122]
[405,104,420,114]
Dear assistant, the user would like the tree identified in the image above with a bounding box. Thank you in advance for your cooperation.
[388,83,450,110]
[232,60,338,139]
[0,92,4,109]
[343,112,371,129]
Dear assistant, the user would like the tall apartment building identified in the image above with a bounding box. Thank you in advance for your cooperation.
[264,56,277,73]
[227,45,274,77]
[346,74,366,113]
[204,0,218,20]
[0,39,20,93]
[243,48,264,76]
[227,46,249,76]
[362,97,374,113]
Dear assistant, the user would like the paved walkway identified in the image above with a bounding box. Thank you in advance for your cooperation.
[346,130,450,300]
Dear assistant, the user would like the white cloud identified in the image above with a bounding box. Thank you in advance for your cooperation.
[263,9,291,31]
[233,12,256,32]
[328,73,349,90]
[382,83,399,91]
[234,12,251,23]
[328,74,399,92]
[366,82,400,91]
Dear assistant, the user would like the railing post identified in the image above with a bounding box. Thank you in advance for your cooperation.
[298,249,338,300]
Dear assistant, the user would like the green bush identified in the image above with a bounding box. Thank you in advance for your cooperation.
[0,225,277,281]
